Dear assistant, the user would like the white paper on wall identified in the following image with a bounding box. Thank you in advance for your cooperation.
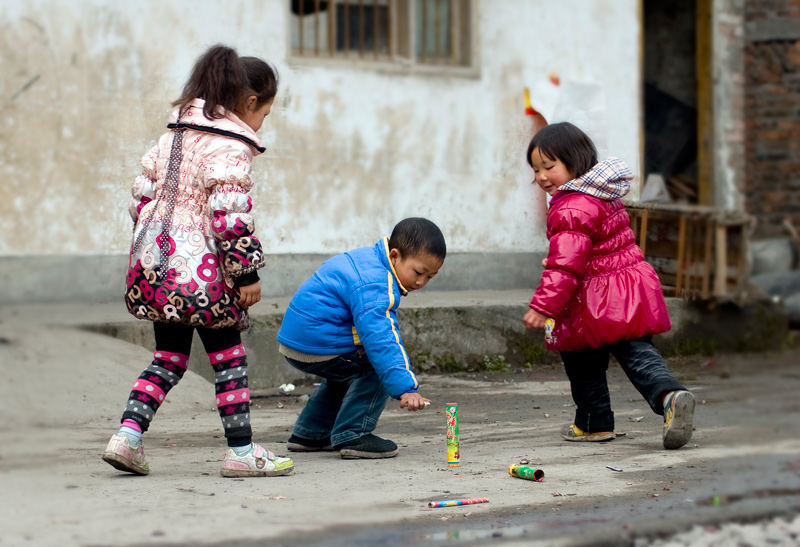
[549,80,609,161]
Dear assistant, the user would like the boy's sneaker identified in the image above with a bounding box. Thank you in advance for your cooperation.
[221,443,294,477]
[335,434,399,459]
[662,390,695,449]
[560,424,615,442]
[286,434,335,452]
[101,434,149,475]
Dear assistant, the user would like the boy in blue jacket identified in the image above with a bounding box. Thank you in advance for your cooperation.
[277,218,446,459]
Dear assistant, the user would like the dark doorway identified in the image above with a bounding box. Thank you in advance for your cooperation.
[643,0,703,204]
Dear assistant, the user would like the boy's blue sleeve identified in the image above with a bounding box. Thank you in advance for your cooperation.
[350,272,419,399]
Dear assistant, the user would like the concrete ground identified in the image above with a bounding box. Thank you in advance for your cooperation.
[1,303,800,546]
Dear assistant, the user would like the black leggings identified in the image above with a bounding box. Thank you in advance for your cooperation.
[154,322,241,355]
[120,322,252,447]
[560,336,685,433]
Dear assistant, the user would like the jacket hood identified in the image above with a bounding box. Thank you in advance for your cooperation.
[558,157,633,201]
[167,98,265,155]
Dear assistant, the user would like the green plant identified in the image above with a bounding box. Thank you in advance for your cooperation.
[432,353,461,372]
[483,354,510,372]
[781,331,798,351]
[662,337,718,358]
[521,342,549,363]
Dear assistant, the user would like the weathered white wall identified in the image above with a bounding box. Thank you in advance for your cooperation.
[0,0,640,260]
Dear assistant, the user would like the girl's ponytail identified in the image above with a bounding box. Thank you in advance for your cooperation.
[173,44,251,120]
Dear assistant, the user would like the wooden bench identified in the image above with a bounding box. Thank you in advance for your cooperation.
[625,202,755,304]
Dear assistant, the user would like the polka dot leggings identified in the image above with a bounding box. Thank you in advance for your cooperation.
[120,322,252,447]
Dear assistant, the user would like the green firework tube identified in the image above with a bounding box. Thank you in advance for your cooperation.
[508,464,545,481]
[446,403,459,467]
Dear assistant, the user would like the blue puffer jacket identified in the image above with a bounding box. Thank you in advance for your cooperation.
[277,238,418,398]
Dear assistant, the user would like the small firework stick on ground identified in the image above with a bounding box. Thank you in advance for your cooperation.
[428,498,489,508]
[508,464,545,482]
[446,403,459,467]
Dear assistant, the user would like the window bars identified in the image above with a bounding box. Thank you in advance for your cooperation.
[290,0,471,67]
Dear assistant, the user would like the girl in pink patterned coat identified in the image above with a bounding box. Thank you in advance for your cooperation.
[102,44,293,478]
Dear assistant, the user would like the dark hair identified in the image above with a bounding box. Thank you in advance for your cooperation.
[525,122,598,179]
[173,44,279,120]
[388,218,446,260]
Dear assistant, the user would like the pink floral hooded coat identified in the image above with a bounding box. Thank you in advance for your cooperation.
[125,98,266,331]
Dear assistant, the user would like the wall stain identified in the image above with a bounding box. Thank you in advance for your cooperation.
[0,1,640,258]
[3,74,40,109]
[1,5,186,255]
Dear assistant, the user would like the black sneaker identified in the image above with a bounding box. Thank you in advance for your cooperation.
[334,434,399,459]
[286,434,334,452]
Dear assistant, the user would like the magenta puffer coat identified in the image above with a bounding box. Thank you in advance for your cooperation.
[529,180,671,352]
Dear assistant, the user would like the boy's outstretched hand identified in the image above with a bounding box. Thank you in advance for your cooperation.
[400,392,431,411]
[523,308,550,330]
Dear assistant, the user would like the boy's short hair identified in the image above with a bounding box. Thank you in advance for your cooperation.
[388,218,446,260]
[526,122,598,179]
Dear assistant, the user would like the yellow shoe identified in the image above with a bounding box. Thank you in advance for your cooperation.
[662,391,695,449]
[560,424,615,442]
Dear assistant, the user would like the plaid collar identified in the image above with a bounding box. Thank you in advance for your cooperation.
[559,157,633,200]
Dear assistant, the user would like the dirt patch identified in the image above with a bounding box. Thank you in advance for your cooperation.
[2,323,800,546]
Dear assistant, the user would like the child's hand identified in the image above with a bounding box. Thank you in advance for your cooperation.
[542,258,548,268]
[523,309,550,330]
[237,281,262,308]
[399,392,431,411]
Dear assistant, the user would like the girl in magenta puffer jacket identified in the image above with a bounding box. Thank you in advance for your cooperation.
[522,122,695,450]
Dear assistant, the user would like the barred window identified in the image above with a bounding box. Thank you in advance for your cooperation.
[289,0,474,69]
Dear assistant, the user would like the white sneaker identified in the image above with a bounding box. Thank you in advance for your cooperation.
[102,434,149,475]
[220,443,294,477]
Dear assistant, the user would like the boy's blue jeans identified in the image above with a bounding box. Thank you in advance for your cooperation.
[560,336,686,433]
[284,350,389,447]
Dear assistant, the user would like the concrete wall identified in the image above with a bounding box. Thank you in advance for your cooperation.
[86,294,790,389]
[0,0,641,302]
[713,0,746,212]
[0,251,544,304]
